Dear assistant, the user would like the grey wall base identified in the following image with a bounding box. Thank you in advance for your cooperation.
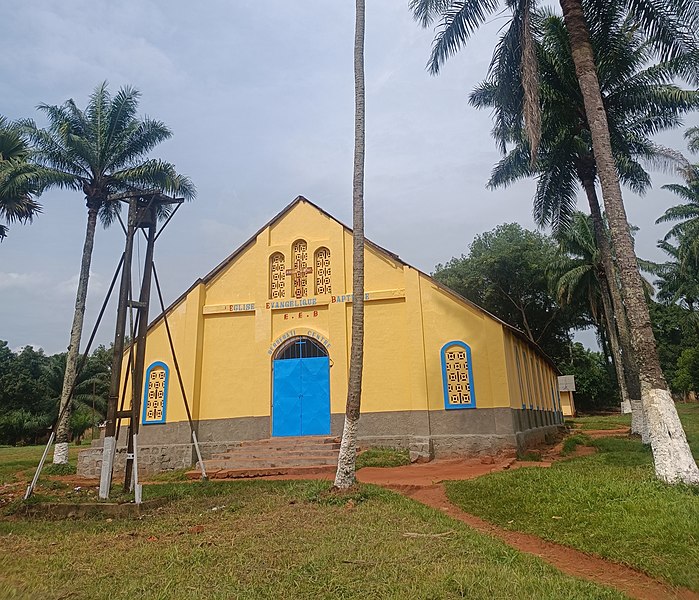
[78,407,564,477]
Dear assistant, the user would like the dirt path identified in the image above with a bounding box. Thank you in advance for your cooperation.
[402,483,698,600]
[16,448,695,599]
[258,456,699,598]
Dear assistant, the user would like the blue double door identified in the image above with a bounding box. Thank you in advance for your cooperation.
[272,356,330,437]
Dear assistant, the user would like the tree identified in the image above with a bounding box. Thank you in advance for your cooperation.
[558,0,699,484]
[0,343,51,415]
[472,6,699,437]
[673,347,699,396]
[409,0,542,158]
[646,237,699,311]
[686,127,699,154]
[656,165,699,264]
[562,342,619,410]
[434,223,586,363]
[0,342,111,446]
[43,352,109,433]
[648,302,699,391]
[0,342,53,445]
[412,0,699,483]
[552,212,632,406]
[0,116,41,240]
[334,0,366,489]
[22,83,195,464]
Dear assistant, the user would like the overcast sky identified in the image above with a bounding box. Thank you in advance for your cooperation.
[1,1,697,355]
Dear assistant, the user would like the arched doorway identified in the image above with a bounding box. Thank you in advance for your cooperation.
[272,336,330,437]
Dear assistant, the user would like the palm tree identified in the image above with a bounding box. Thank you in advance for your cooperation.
[472,7,699,436]
[22,83,195,465]
[411,0,699,483]
[0,116,41,240]
[552,212,629,402]
[334,0,366,489]
[410,0,543,158]
[558,0,699,484]
[645,237,699,311]
[686,127,699,154]
[43,352,109,438]
[656,165,699,261]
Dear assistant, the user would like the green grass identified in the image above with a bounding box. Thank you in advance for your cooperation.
[446,404,699,592]
[516,450,543,461]
[0,480,624,600]
[567,414,631,430]
[356,447,411,469]
[561,433,593,455]
[0,444,81,485]
[148,467,191,483]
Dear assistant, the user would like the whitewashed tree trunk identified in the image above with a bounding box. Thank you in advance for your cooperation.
[560,0,699,484]
[53,204,99,464]
[335,416,360,488]
[334,0,365,490]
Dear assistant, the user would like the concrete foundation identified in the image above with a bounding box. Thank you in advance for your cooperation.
[78,407,563,477]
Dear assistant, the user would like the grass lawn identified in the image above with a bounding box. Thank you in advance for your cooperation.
[0,443,81,485]
[566,414,631,430]
[446,403,699,592]
[0,480,624,600]
[356,447,410,469]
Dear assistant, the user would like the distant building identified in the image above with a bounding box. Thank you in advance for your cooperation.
[558,375,577,417]
[79,197,564,475]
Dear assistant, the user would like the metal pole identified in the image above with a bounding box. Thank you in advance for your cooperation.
[124,208,156,490]
[23,432,55,500]
[133,434,142,504]
[152,263,207,479]
[100,199,136,499]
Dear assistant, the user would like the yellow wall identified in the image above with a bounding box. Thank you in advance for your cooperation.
[560,391,576,417]
[122,199,559,428]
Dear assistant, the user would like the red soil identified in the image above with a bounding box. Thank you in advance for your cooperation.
[17,435,696,600]
[404,483,698,600]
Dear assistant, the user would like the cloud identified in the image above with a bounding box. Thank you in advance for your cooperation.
[0,272,48,291]
[54,272,106,298]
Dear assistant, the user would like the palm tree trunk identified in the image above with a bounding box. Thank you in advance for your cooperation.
[598,272,629,401]
[597,321,611,364]
[334,0,366,489]
[53,204,99,464]
[581,176,645,438]
[561,0,698,483]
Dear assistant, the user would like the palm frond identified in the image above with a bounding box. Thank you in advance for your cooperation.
[415,0,503,74]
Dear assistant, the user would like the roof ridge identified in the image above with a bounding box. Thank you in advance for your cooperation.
[146,195,557,370]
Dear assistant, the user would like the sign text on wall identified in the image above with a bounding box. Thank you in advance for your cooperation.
[267,329,331,355]
[203,288,406,316]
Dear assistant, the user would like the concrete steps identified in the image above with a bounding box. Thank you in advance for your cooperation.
[187,436,341,480]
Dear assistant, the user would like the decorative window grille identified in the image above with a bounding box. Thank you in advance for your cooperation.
[292,239,309,298]
[142,362,169,425]
[314,247,332,295]
[441,341,476,409]
[270,252,286,299]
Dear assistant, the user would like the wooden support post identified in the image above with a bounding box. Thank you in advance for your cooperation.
[124,206,157,491]
[100,199,137,499]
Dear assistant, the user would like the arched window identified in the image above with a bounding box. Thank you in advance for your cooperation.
[441,341,476,409]
[292,239,309,298]
[275,336,328,360]
[314,247,332,295]
[270,252,286,299]
[142,361,169,424]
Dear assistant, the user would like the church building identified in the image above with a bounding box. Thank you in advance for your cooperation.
[78,196,563,476]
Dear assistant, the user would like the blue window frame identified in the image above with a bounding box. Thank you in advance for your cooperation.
[441,341,476,410]
[142,361,169,425]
